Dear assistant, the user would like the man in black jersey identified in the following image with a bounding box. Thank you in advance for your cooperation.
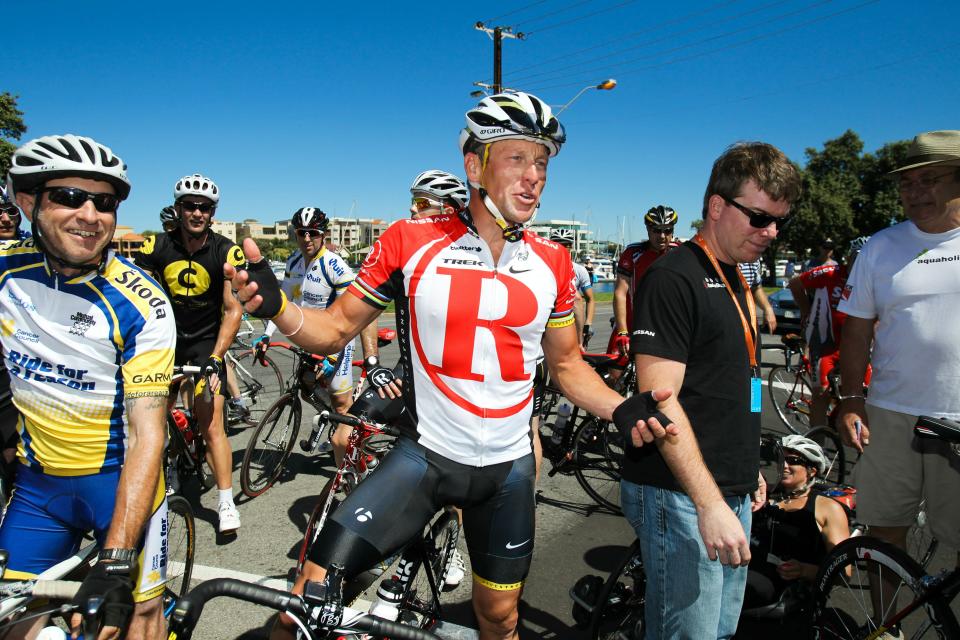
[135,173,247,535]
[625,142,801,639]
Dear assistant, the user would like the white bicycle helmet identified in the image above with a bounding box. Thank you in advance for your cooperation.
[291,207,329,231]
[549,229,576,245]
[848,236,870,255]
[410,170,469,211]
[459,91,566,158]
[781,435,827,476]
[174,173,220,204]
[160,205,179,226]
[6,134,130,200]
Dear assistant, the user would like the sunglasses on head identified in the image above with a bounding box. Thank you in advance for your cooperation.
[784,455,809,467]
[412,197,442,212]
[295,228,323,239]
[178,201,215,213]
[39,186,120,213]
[721,195,791,231]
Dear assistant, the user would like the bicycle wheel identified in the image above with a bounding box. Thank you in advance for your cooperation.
[573,416,624,515]
[230,350,284,425]
[768,366,812,434]
[240,393,301,498]
[397,508,459,630]
[805,426,846,485]
[589,540,646,640]
[906,503,938,570]
[163,495,196,614]
[166,415,214,494]
[813,536,960,639]
[297,478,340,575]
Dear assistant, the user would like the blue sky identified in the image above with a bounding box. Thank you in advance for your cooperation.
[4,0,957,244]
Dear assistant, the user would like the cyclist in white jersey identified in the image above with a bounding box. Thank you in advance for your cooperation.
[227,91,676,640]
[255,207,398,464]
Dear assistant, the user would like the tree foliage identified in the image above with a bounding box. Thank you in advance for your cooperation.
[0,92,27,177]
[773,129,909,263]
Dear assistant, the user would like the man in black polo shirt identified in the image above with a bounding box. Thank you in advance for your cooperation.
[625,142,801,639]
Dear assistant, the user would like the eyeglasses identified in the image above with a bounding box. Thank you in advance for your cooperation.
[897,171,955,192]
[784,455,808,467]
[647,226,674,234]
[295,228,323,239]
[412,197,442,212]
[39,187,120,213]
[721,195,791,231]
[0,204,20,219]
[178,201,216,213]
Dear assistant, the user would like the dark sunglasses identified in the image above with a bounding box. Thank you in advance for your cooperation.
[784,455,809,467]
[178,201,216,213]
[0,204,20,219]
[647,225,674,234]
[295,228,323,239]
[721,195,791,231]
[412,197,442,212]
[39,186,120,213]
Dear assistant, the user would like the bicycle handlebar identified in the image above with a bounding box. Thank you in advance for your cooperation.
[915,415,960,444]
[320,410,401,438]
[168,578,439,640]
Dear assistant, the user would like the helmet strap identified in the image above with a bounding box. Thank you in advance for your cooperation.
[472,145,526,243]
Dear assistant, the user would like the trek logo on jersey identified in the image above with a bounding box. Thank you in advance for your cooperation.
[114,269,170,313]
[6,350,94,391]
[69,311,96,337]
[442,258,483,267]
[703,277,725,289]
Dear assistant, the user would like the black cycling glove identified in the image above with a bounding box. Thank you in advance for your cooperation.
[203,354,224,379]
[244,259,287,319]
[364,356,397,391]
[612,391,673,447]
[71,562,135,633]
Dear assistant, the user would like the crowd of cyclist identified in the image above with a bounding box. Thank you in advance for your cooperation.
[0,92,956,640]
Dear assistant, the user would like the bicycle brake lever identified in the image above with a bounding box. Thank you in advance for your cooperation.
[82,595,104,640]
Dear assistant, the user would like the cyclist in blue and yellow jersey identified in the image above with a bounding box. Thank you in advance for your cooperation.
[228,91,677,640]
[135,173,246,535]
[0,134,176,640]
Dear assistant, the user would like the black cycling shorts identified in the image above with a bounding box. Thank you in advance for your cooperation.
[174,338,230,399]
[310,437,536,590]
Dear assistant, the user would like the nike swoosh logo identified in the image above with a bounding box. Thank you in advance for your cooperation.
[508,266,532,274]
[505,539,530,550]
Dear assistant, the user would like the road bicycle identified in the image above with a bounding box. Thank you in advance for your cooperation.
[766,333,848,484]
[0,493,195,634]
[239,329,396,498]
[811,415,960,640]
[223,345,285,427]
[537,352,633,514]
[166,570,442,640]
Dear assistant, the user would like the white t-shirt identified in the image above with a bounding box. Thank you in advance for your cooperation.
[838,220,960,418]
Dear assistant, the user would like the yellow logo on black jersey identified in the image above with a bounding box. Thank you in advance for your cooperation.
[227,245,245,267]
[140,236,156,255]
[164,260,212,296]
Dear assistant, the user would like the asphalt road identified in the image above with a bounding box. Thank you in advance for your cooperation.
[178,306,958,639]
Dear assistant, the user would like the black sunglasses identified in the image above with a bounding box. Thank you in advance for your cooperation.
[783,455,809,467]
[0,204,20,219]
[647,225,674,234]
[178,201,216,213]
[39,187,120,213]
[295,228,323,239]
[721,195,791,231]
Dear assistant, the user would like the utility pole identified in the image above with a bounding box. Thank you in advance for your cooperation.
[474,22,525,93]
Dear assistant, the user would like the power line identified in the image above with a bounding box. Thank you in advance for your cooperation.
[482,0,550,27]
[525,0,641,35]
[513,0,594,29]
[511,0,829,87]
[524,0,880,92]
[500,0,744,79]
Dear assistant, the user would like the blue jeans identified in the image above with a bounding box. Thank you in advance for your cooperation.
[621,481,752,640]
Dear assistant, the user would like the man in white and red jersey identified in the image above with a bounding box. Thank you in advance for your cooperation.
[227,91,677,640]
[608,205,680,357]
[787,236,871,427]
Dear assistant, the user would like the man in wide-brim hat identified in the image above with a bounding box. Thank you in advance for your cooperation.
[836,129,960,615]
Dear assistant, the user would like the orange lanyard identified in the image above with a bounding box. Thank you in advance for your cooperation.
[692,234,759,373]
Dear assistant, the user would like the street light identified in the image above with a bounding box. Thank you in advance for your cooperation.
[554,79,617,116]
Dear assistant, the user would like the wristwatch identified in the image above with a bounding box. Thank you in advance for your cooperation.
[98,548,138,574]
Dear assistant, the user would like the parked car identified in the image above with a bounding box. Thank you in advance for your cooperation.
[767,288,802,333]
